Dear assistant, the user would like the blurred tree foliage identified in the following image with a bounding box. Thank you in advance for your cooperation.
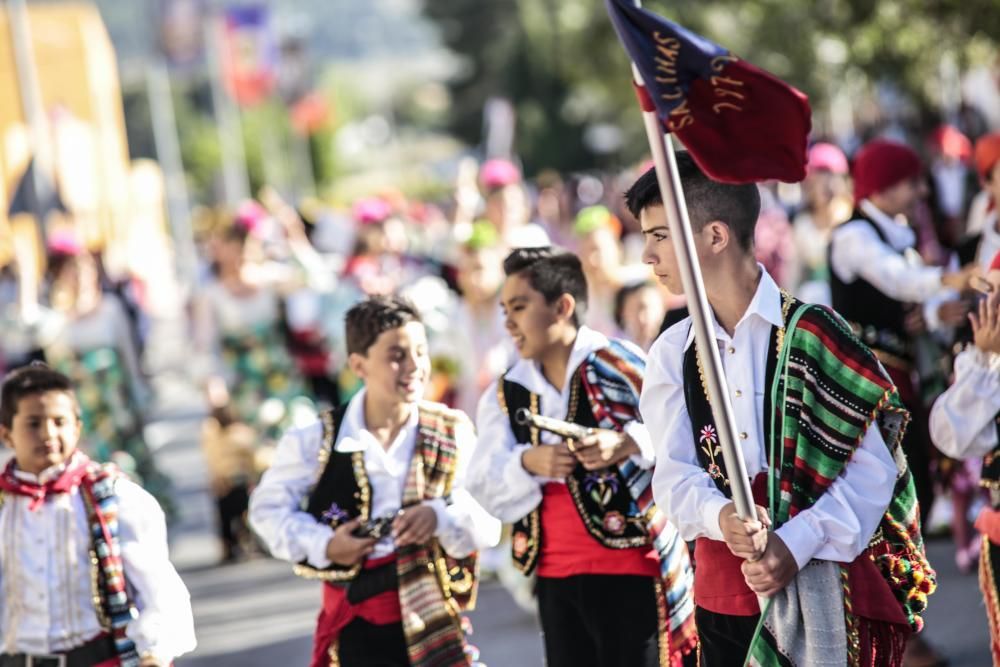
[423,0,999,174]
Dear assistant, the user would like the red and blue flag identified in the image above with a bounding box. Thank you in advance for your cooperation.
[606,0,811,183]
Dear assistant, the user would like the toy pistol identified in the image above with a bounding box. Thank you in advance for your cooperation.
[514,408,593,441]
[351,513,396,540]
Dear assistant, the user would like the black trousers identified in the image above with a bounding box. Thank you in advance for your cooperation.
[537,574,661,667]
[216,483,250,551]
[695,606,759,667]
[337,617,410,666]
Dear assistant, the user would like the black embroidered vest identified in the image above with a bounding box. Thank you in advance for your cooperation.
[294,402,477,608]
[501,372,650,575]
[829,213,913,363]
[681,313,786,495]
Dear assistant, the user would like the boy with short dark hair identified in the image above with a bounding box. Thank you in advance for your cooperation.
[468,247,697,667]
[249,295,499,667]
[0,362,195,667]
[632,154,934,666]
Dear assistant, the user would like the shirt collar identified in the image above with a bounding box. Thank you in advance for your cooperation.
[684,266,783,349]
[335,388,419,453]
[506,325,608,393]
[12,460,69,485]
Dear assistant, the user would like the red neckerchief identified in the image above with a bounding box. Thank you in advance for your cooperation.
[0,451,92,511]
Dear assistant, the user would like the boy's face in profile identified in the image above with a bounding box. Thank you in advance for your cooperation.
[0,390,81,475]
[500,273,565,361]
[351,321,430,405]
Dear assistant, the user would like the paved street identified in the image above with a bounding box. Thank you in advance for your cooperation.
[141,315,991,667]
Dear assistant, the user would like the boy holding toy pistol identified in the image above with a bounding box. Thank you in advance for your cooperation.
[467,247,696,667]
[249,296,499,667]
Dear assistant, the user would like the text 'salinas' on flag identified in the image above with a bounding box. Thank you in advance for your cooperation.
[606,0,812,184]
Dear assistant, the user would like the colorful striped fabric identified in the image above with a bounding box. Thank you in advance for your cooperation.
[80,463,141,667]
[396,403,476,667]
[581,339,699,665]
[752,304,935,666]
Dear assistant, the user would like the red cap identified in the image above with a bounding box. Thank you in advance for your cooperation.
[990,249,1000,272]
[851,139,923,203]
[928,124,972,161]
[974,132,1000,183]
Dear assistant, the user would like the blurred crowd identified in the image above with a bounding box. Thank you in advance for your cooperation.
[2,120,999,574]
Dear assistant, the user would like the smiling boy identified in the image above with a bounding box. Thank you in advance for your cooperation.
[631,154,934,666]
[467,247,696,667]
[249,295,499,667]
[0,362,195,667]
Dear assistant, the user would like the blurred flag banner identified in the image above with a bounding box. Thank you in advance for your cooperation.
[221,5,276,106]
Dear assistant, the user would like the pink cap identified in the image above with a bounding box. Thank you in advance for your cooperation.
[807,142,848,175]
[47,229,84,256]
[235,200,268,233]
[479,159,521,190]
[352,197,393,225]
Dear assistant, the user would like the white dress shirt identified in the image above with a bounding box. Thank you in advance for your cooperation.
[930,347,1000,459]
[249,390,499,568]
[467,326,654,524]
[642,269,898,571]
[0,468,196,662]
[975,210,1000,272]
[829,199,952,331]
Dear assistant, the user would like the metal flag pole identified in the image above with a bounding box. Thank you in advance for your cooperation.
[628,58,756,522]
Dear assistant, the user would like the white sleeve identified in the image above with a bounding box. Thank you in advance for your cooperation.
[774,420,897,570]
[930,347,1000,459]
[248,422,335,568]
[643,336,731,542]
[117,480,196,663]
[624,419,655,469]
[426,417,502,558]
[465,380,544,523]
[830,222,943,303]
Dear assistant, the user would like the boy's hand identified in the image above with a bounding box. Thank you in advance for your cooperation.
[937,298,972,327]
[718,502,770,561]
[522,443,577,478]
[741,533,799,597]
[572,429,639,470]
[971,291,1000,355]
[325,518,377,566]
[139,657,166,667]
[392,505,438,546]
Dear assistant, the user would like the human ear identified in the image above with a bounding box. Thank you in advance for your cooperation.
[706,221,730,254]
[556,293,576,322]
[347,352,367,381]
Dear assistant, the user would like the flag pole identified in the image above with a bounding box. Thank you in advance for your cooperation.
[629,58,756,522]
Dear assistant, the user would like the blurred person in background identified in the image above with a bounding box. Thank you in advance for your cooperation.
[41,231,173,515]
[929,278,1000,665]
[829,139,977,667]
[573,205,634,336]
[613,281,666,352]
[448,221,514,418]
[342,197,408,296]
[789,142,852,305]
[479,158,549,249]
[753,184,797,290]
[968,133,1000,268]
[927,124,975,251]
[192,205,314,562]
